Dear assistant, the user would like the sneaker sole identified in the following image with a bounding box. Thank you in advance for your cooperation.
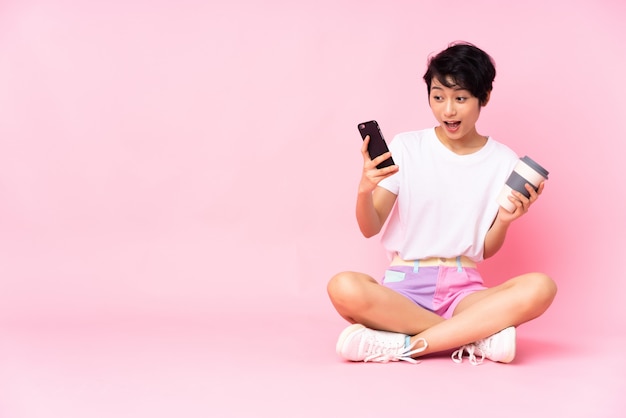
[335,323,365,357]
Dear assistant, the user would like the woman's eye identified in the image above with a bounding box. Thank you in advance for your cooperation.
[456,97,467,102]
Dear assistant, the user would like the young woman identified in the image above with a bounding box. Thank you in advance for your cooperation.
[327,42,557,365]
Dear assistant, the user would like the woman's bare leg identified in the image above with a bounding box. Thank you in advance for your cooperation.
[409,272,557,356]
[327,271,444,335]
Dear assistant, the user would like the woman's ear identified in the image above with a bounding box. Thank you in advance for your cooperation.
[482,91,491,107]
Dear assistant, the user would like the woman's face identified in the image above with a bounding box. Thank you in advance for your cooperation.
[428,77,487,146]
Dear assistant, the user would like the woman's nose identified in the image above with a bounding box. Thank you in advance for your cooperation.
[444,100,456,116]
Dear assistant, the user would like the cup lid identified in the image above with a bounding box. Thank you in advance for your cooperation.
[521,156,549,179]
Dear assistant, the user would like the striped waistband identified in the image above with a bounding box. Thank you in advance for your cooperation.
[390,255,477,271]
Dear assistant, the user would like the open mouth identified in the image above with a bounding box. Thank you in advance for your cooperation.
[444,121,460,130]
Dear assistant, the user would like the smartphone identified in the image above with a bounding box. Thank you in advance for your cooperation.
[357,120,394,169]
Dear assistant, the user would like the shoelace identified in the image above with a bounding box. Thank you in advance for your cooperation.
[451,344,485,365]
[364,337,428,364]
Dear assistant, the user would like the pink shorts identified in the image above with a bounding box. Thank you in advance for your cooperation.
[381,264,487,319]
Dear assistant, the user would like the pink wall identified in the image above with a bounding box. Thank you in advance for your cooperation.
[1,0,624,335]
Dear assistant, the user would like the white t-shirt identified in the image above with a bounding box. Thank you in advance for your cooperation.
[378,128,519,262]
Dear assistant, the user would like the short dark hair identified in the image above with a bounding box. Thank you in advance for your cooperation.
[423,42,496,105]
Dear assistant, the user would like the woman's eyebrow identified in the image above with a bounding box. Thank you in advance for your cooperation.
[432,85,467,91]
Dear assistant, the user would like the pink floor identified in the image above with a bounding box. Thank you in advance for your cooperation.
[1,298,623,418]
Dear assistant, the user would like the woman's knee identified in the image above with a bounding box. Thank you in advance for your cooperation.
[327,272,371,307]
[533,272,557,299]
[521,272,557,310]
[327,272,357,301]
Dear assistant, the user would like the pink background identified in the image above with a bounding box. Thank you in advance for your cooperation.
[0,0,625,417]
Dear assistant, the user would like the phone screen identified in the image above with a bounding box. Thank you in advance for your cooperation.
[357,120,394,169]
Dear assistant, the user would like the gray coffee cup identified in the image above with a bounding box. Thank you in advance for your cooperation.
[496,156,549,212]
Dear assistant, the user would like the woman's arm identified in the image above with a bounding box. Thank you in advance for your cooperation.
[357,186,397,238]
[483,214,511,259]
[483,182,545,258]
[356,135,399,238]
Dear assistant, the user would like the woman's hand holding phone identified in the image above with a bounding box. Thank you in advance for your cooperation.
[358,134,399,195]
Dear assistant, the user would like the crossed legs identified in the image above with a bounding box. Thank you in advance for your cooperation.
[327,270,557,359]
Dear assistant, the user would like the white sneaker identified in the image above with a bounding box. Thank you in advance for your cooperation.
[336,324,428,364]
[452,326,516,365]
